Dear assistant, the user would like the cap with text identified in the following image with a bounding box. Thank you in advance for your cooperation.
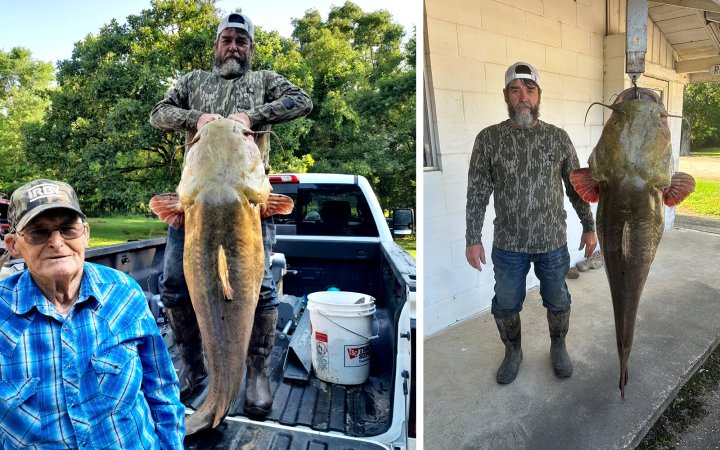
[505,62,540,88]
[216,12,254,40]
[9,179,86,232]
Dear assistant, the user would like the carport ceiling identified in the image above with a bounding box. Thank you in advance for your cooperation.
[649,0,720,80]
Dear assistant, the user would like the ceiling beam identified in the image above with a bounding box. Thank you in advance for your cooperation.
[676,55,720,72]
[650,0,720,13]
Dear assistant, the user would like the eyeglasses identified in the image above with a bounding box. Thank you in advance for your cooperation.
[16,223,86,245]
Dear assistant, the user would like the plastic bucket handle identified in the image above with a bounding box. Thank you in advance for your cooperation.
[315,309,379,341]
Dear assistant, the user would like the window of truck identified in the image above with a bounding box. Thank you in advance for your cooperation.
[271,183,379,237]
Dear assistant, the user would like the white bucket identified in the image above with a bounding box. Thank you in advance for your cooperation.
[307,291,376,385]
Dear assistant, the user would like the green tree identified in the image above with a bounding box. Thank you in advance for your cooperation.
[292,2,416,210]
[25,0,219,215]
[252,28,315,173]
[683,82,720,149]
[0,47,54,193]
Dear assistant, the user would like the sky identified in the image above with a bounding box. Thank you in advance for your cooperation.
[0,0,420,66]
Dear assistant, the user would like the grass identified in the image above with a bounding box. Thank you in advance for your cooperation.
[87,215,168,247]
[396,235,416,259]
[691,146,720,157]
[675,179,720,217]
[677,147,720,218]
[86,215,417,259]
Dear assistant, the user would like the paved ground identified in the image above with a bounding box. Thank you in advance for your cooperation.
[675,214,720,235]
[678,156,720,181]
[424,227,720,449]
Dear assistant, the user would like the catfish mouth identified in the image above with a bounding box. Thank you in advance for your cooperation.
[614,87,662,104]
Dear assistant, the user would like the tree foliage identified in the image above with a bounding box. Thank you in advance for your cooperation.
[24,0,219,215]
[15,0,415,215]
[0,47,55,194]
[683,82,720,148]
[292,4,416,210]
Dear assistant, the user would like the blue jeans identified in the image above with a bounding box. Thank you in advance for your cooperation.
[490,245,571,319]
[160,217,278,311]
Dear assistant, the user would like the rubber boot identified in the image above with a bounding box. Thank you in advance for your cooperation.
[548,308,573,378]
[495,314,523,384]
[165,302,207,401]
[244,308,278,418]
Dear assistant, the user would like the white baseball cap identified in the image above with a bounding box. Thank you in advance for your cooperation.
[505,62,540,87]
[217,13,254,40]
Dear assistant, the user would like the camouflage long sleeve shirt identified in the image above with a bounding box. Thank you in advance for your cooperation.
[466,120,595,253]
[149,68,313,168]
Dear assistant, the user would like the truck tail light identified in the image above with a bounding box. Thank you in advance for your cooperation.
[269,174,300,183]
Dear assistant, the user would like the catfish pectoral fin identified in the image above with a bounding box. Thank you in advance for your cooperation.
[662,172,696,207]
[260,193,294,218]
[569,168,600,203]
[149,193,185,229]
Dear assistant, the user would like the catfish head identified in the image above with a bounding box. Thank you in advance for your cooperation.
[179,118,270,208]
[572,87,695,205]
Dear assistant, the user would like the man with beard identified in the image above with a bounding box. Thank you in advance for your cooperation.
[464,62,597,385]
[149,12,312,417]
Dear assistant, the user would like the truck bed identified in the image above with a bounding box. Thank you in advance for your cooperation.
[180,323,393,438]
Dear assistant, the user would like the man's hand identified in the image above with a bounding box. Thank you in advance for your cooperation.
[197,113,222,130]
[579,231,598,258]
[228,112,252,129]
[228,112,254,141]
[466,244,486,271]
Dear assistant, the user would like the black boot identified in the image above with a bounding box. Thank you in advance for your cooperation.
[495,314,522,384]
[244,308,277,418]
[166,302,207,401]
[548,308,573,378]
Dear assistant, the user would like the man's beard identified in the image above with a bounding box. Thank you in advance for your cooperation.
[508,102,540,128]
[214,52,251,78]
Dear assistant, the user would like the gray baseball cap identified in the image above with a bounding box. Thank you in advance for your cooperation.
[217,12,254,40]
[9,179,86,232]
[505,62,540,87]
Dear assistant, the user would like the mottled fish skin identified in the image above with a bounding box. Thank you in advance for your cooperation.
[570,88,695,399]
[179,118,269,434]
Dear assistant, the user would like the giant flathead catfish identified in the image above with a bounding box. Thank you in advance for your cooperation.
[570,88,695,399]
[150,118,292,434]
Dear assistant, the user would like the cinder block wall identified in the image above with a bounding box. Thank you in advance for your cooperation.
[424,0,605,336]
[424,0,689,336]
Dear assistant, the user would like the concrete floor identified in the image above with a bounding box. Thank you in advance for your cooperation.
[424,227,720,450]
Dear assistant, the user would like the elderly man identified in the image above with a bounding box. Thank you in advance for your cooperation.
[149,12,312,417]
[465,62,598,385]
[0,179,184,449]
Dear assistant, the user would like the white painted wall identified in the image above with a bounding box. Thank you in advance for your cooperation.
[423,0,687,336]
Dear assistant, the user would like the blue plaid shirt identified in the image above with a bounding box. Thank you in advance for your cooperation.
[0,263,185,449]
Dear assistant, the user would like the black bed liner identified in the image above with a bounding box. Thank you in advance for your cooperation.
[184,418,387,449]
[177,317,394,445]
